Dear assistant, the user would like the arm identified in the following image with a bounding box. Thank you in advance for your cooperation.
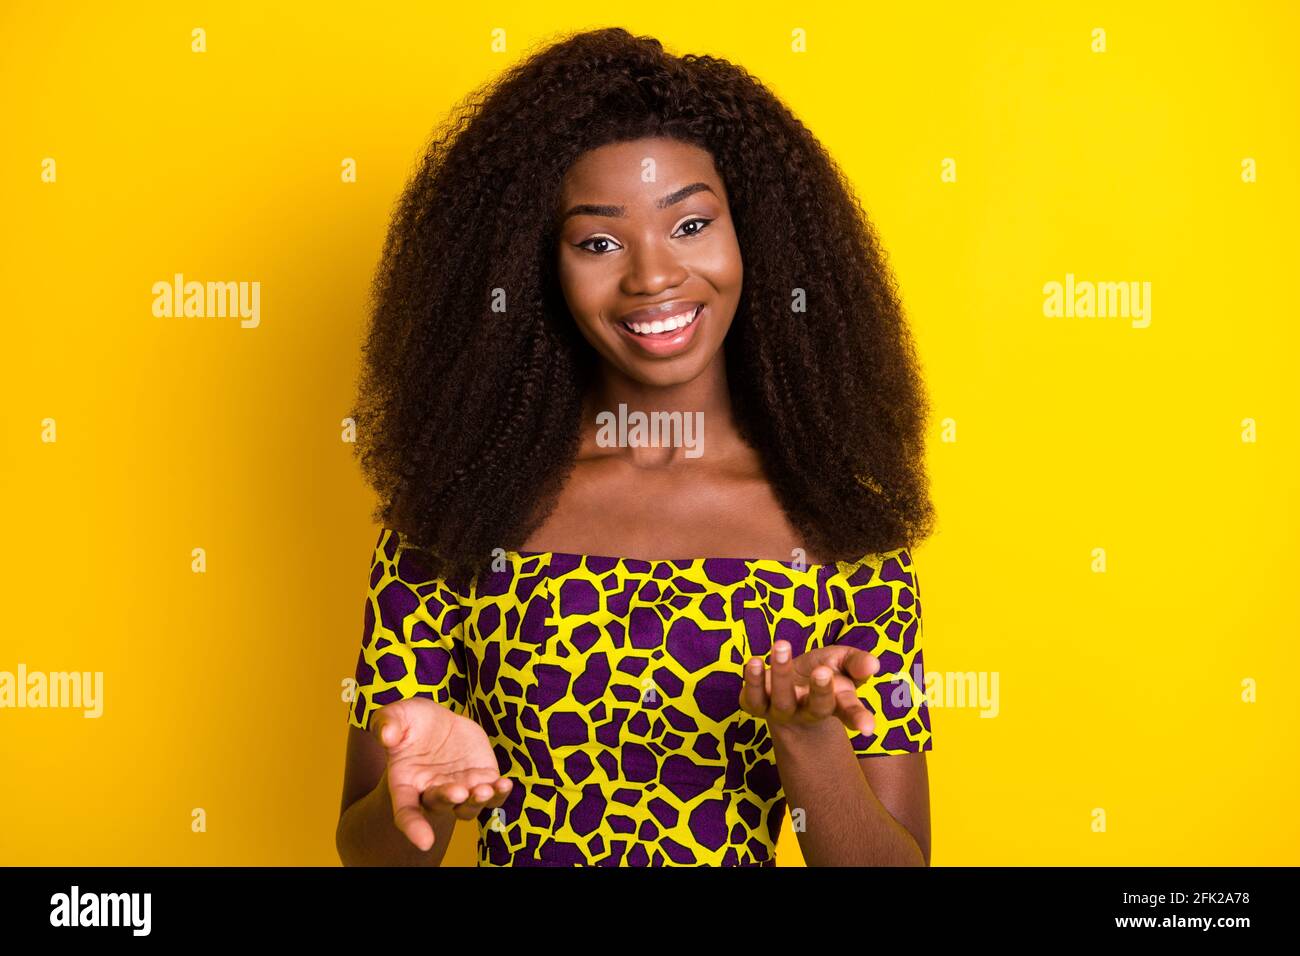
[770,723,930,866]
[767,549,933,865]
[336,725,458,867]
[743,635,933,866]
[339,528,491,865]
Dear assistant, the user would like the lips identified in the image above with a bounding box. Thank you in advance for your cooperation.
[614,303,706,357]
[620,303,702,336]
[619,298,703,325]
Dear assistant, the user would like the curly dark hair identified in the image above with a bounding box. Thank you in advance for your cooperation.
[349,26,936,582]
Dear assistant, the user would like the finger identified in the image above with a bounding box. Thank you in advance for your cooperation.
[471,779,504,807]
[800,645,879,685]
[762,666,812,707]
[791,646,830,681]
[453,798,488,820]
[451,781,500,820]
[421,774,504,819]
[769,640,797,720]
[371,707,407,752]
[482,777,513,809]
[388,776,435,851]
[420,780,471,816]
[834,688,876,737]
[806,665,837,721]
[843,649,881,684]
[739,657,769,717]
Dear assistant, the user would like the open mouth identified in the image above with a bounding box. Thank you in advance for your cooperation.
[619,303,703,338]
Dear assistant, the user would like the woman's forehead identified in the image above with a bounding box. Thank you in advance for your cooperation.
[561,139,722,200]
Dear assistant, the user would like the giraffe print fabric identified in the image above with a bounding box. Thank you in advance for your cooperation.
[349,528,932,866]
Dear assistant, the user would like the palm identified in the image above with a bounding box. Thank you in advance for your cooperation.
[372,698,511,851]
[740,642,880,735]
[391,703,498,781]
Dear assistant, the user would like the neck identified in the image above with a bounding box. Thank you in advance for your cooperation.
[580,350,742,466]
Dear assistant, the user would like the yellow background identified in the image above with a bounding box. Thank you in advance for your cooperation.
[2,1,1296,865]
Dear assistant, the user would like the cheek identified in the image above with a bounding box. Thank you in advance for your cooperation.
[698,232,744,292]
[557,258,613,331]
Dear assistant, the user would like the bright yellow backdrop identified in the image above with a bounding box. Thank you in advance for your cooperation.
[2,1,1296,865]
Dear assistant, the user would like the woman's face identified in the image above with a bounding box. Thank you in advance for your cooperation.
[555,136,743,388]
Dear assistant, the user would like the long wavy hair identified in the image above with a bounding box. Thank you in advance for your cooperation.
[350,26,936,582]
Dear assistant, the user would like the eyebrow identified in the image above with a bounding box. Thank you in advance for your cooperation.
[560,182,717,222]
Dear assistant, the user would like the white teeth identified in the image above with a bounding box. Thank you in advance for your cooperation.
[624,305,700,336]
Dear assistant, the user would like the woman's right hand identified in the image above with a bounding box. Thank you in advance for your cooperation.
[370,698,513,851]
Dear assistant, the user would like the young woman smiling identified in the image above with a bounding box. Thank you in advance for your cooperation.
[336,27,937,867]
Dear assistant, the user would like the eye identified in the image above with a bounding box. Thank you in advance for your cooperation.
[572,217,715,256]
[674,217,714,238]
[575,235,622,255]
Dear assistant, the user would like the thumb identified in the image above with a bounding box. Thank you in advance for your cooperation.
[373,707,406,750]
[845,648,881,681]
[817,644,879,682]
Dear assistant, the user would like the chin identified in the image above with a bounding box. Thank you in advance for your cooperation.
[614,350,718,388]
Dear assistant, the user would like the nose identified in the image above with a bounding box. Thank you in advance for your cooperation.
[620,235,688,296]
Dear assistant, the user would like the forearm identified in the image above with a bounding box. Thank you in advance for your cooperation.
[770,720,925,866]
[336,769,454,867]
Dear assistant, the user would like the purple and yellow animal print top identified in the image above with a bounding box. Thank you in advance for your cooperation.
[348,528,932,866]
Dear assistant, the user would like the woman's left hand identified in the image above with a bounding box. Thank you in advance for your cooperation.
[739,639,881,736]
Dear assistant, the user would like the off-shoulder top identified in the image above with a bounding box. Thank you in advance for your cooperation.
[348,528,932,866]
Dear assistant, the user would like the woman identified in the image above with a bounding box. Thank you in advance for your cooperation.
[336,26,936,867]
